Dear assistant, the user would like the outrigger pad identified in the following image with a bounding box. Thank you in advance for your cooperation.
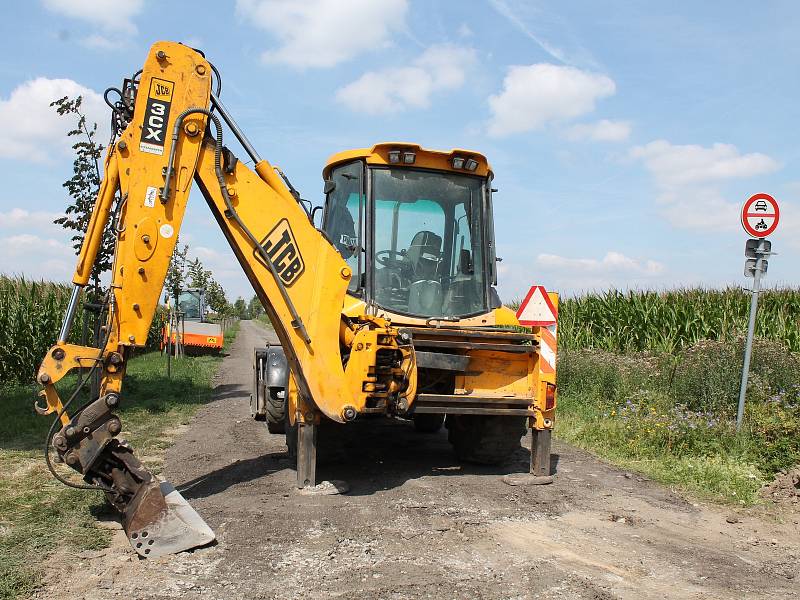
[123,480,215,558]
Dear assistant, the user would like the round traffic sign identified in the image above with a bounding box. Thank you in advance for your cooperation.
[741,193,779,238]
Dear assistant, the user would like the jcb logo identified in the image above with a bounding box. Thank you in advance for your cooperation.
[256,219,305,286]
[139,78,174,156]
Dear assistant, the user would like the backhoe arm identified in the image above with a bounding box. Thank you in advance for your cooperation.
[35,41,415,557]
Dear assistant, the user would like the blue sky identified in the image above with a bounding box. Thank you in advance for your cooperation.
[1,0,798,303]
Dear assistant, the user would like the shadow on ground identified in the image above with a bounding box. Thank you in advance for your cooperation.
[176,417,558,499]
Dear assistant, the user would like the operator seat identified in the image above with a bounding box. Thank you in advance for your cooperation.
[406,230,443,315]
[405,230,442,280]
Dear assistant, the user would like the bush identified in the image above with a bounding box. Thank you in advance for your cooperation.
[556,338,800,504]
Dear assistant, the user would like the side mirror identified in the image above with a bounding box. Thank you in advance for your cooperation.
[311,205,324,227]
[323,179,336,194]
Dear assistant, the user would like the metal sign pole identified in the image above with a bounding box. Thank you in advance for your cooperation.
[736,239,765,431]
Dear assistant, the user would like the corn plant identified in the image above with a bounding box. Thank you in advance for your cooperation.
[0,276,164,385]
[509,287,800,354]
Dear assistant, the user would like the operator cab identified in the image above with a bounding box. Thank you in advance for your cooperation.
[322,144,500,321]
[176,288,206,322]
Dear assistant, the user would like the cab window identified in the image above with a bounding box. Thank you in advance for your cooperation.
[323,161,364,293]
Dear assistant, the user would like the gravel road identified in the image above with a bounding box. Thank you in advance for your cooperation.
[38,320,800,599]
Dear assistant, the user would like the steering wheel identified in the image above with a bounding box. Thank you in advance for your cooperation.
[375,249,406,269]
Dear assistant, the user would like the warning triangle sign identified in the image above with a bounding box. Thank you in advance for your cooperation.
[516,285,558,326]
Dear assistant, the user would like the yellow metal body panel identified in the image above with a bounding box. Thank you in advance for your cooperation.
[341,293,521,328]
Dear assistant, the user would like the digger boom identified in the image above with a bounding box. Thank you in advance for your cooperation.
[35,42,415,557]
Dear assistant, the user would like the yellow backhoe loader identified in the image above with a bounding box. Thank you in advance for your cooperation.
[35,41,558,558]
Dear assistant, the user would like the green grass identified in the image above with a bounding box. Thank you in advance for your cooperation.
[555,342,800,505]
[0,322,238,600]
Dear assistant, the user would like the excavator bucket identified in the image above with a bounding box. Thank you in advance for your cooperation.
[123,480,215,558]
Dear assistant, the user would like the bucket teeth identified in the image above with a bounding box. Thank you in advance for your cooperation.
[123,480,215,558]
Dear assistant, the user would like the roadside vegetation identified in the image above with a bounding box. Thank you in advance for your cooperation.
[0,284,238,599]
[511,287,800,505]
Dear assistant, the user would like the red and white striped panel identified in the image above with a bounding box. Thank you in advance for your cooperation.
[539,324,557,374]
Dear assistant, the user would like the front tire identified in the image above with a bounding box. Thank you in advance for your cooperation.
[446,415,527,464]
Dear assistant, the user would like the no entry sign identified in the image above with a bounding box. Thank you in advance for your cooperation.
[741,193,779,238]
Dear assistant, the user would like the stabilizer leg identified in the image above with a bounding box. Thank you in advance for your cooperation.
[531,428,552,477]
[502,427,554,486]
[296,421,317,488]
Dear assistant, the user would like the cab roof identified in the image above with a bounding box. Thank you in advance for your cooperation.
[323,142,492,179]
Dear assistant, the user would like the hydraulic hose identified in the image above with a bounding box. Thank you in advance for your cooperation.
[162,108,311,344]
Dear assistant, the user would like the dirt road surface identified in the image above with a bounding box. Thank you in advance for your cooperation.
[37,320,799,599]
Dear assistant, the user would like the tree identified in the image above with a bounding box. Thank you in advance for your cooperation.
[233,297,247,319]
[186,258,211,289]
[164,239,188,304]
[206,280,229,315]
[247,294,264,319]
[51,95,111,291]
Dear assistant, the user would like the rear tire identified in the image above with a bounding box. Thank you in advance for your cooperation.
[413,413,444,433]
[265,388,286,434]
[446,415,527,464]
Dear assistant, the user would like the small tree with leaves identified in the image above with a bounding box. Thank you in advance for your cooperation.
[206,280,229,315]
[51,95,111,292]
[233,297,247,319]
[164,239,189,305]
[247,294,264,319]
[186,258,211,289]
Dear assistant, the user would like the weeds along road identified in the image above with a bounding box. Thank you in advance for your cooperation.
[38,320,800,600]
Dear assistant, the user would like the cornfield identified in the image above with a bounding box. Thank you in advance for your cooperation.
[510,287,800,354]
[0,276,166,385]
[0,276,87,385]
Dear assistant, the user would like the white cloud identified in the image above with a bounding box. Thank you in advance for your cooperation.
[5,234,69,256]
[81,34,116,50]
[537,251,664,277]
[457,23,473,38]
[487,64,615,137]
[336,45,476,115]
[0,78,107,163]
[630,140,780,188]
[192,246,223,261]
[0,208,64,229]
[565,119,631,142]
[630,140,783,232]
[42,0,144,35]
[0,234,72,281]
[236,0,408,68]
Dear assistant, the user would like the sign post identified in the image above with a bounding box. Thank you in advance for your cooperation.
[736,193,779,431]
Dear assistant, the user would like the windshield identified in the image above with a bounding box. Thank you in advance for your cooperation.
[371,168,488,318]
[177,291,202,320]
